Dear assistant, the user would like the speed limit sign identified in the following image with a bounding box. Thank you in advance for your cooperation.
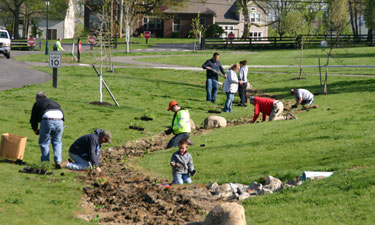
[49,51,62,68]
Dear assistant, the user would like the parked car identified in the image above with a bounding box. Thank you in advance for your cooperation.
[0,30,11,59]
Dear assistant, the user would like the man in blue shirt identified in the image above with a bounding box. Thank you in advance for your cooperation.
[202,52,226,103]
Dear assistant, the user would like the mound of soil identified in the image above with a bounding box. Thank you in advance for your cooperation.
[90,101,113,106]
[79,130,223,224]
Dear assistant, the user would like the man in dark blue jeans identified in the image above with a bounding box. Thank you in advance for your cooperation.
[202,52,226,103]
[30,91,64,168]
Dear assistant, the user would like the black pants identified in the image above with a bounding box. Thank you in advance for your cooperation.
[238,82,247,105]
[167,133,190,149]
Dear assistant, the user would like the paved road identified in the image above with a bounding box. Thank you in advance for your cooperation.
[0,54,50,91]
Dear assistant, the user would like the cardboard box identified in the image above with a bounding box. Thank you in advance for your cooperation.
[0,133,27,160]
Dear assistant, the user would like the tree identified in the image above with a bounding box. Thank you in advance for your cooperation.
[266,0,295,40]
[364,0,375,45]
[0,0,26,38]
[190,12,205,51]
[323,0,349,94]
[348,0,365,42]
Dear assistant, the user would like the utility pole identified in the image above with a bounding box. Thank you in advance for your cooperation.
[45,0,49,55]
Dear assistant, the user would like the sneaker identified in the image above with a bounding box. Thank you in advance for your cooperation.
[186,138,194,146]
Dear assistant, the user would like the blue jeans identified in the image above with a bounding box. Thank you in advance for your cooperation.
[206,78,218,103]
[39,119,63,163]
[172,173,192,184]
[167,133,190,149]
[66,152,92,171]
[224,92,234,112]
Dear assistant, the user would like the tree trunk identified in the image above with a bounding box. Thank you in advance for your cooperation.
[118,0,124,38]
[13,5,20,39]
[367,29,373,43]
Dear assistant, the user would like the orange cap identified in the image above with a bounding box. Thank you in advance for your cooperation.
[168,100,178,111]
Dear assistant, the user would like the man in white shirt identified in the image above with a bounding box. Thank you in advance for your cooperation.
[291,88,314,109]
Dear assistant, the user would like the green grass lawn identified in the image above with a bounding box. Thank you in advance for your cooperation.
[135,73,375,224]
[1,53,375,224]
[136,46,375,75]
[0,66,247,224]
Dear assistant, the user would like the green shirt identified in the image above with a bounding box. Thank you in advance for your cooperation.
[172,109,191,134]
[55,40,64,51]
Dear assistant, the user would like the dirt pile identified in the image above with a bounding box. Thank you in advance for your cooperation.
[79,131,224,224]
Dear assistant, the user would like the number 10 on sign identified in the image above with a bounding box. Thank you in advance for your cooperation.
[49,51,62,68]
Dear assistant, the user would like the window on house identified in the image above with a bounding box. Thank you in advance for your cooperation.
[250,13,261,23]
[173,17,181,32]
[143,18,162,30]
[230,26,233,30]
[200,17,206,27]
[251,7,256,11]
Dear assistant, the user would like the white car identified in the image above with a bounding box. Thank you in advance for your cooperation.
[0,30,11,59]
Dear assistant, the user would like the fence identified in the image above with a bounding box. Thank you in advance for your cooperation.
[201,35,373,50]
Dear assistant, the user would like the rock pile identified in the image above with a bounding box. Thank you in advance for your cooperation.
[207,176,303,201]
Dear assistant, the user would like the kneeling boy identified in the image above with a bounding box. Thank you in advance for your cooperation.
[170,139,196,184]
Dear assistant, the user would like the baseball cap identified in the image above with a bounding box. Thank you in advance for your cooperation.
[168,100,178,111]
[103,130,112,144]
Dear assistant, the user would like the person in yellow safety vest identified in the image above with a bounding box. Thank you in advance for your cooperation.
[54,38,64,51]
[165,100,192,149]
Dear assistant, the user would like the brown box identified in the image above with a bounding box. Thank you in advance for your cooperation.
[0,133,27,160]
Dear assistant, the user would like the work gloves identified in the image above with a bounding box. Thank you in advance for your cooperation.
[190,170,197,176]
[164,128,173,135]
[291,104,298,109]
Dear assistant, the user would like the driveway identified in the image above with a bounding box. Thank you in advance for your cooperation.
[0,53,50,91]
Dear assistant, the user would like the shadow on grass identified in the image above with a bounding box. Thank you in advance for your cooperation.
[305,53,375,59]
[262,78,375,99]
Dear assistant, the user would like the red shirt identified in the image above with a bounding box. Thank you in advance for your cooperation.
[252,97,275,122]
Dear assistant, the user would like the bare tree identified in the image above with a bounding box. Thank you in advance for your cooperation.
[237,0,268,39]
[348,0,365,42]
[323,0,349,94]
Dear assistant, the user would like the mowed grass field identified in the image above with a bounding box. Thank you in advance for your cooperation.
[135,73,375,224]
[0,65,247,225]
[137,46,375,75]
[0,51,374,224]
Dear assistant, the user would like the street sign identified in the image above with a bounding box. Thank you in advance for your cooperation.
[49,51,62,68]
[78,40,82,53]
[27,37,36,46]
[88,36,96,45]
[144,31,151,39]
[228,33,235,41]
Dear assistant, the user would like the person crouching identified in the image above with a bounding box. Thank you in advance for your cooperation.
[170,139,196,184]
[60,129,112,173]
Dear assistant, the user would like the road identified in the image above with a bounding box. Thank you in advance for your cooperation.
[0,53,50,91]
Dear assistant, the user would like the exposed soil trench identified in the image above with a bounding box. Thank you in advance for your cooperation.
[77,93,311,224]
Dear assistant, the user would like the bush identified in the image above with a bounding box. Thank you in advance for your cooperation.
[171,32,180,38]
[205,24,224,38]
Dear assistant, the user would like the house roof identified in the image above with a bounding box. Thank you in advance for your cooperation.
[164,0,240,23]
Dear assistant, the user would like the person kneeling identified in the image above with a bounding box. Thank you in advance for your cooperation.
[170,140,196,184]
[61,129,112,173]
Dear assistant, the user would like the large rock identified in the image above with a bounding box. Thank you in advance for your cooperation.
[265,176,282,191]
[204,116,227,129]
[214,183,234,199]
[248,182,263,191]
[207,182,219,193]
[203,202,247,225]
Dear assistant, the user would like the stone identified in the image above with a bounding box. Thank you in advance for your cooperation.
[190,119,196,130]
[258,188,273,195]
[238,193,252,201]
[215,184,233,198]
[207,182,219,193]
[237,184,249,194]
[203,202,247,225]
[204,116,227,129]
[248,182,263,191]
[228,183,239,193]
[265,176,282,191]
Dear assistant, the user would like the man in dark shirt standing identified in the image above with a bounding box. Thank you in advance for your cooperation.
[30,91,64,167]
[202,52,226,103]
